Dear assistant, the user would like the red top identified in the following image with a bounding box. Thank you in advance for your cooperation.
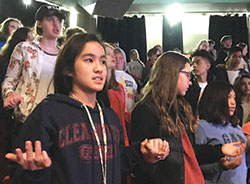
[181,130,204,184]
[145,60,152,66]
[108,84,130,146]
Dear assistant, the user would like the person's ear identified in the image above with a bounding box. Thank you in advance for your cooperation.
[207,62,211,70]
[37,20,42,29]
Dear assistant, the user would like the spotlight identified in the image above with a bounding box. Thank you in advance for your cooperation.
[23,0,31,6]
[165,3,184,27]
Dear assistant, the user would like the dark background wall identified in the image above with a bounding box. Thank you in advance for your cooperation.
[0,0,97,32]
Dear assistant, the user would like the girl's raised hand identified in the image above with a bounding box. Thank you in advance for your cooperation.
[5,140,51,171]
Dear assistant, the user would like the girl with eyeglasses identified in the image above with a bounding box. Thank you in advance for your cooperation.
[130,51,245,184]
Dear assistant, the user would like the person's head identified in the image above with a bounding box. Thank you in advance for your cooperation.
[111,41,119,48]
[64,26,87,42]
[199,81,238,126]
[233,73,250,102]
[34,5,66,37]
[54,33,106,96]
[147,47,160,63]
[242,122,250,146]
[220,35,232,49]
[226,46,242,69]
[0,27,33,60]
[196,39,209,51]
[142,51,195,135]
[114,48,127,71]
[236,42,248,56]
[104,43,120,91]
[153,44,163,54]
[208,39,215,51]
[191,50,212,78]
[0,18,22,41]
[143,51,192,99]
[129,49,140,62]
[104,43,116,70]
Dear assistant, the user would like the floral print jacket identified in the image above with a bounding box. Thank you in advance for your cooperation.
[2,39,55,122]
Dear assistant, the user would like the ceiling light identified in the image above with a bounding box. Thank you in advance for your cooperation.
[23,0,31,6]
[165,3,184,27]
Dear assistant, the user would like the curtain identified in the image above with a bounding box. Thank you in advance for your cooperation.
[209,14,249,50]
[162,15,183,53]
[97,16,147,63]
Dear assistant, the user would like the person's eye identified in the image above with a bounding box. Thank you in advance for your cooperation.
[85,58,93,63]
[101,60,107,65]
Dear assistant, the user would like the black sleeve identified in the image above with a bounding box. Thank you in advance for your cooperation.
[120,142,142,178]
[216,49,227,65]
[11,104,54,184]
[129,102,160,183]
[195,144,224,165]
[131,102,160,142]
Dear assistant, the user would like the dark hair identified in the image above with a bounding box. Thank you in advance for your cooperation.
[233,73,250,103]
[198,81,238,126]
[64,27,87,42]
[191,50,214,64]
[0,27,31,60]
[208,39,215,45]
[220,35,232,45]
[236,42,247,50]
[147,47,158,57]
[0,18,22,41]
[54,33,105,95]
[228,46,242,56]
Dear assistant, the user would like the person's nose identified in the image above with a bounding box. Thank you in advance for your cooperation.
[94,60,104,73]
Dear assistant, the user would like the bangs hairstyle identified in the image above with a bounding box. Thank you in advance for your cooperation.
[198,81,239,126]
[141,51,196,136]
[54,33,105,95]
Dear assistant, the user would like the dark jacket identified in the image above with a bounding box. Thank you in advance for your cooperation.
[11,94,142,184]
[216,47,229,65]
[130,98,223,184]
[215,68,248,84]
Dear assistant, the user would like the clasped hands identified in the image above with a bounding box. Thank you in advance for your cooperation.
[6,138,170,171]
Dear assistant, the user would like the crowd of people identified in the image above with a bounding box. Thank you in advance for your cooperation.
[0,3,250,184]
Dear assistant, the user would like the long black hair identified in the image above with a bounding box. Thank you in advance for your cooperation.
[53,33,110,107]
[198,81,239,126]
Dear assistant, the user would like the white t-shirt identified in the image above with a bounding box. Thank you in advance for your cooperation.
[115,70,138,112]
[34,52,56,106]
[227,70,240,85]
[198,82,208,96]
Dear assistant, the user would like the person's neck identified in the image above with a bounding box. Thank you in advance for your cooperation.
[40,37,58,54]
[227,65,239,71]
[241,95,249,104]
[196,73,207,83]
[70,89,96,109]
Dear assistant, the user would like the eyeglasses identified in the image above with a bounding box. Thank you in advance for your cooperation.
[180,71,192,80]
